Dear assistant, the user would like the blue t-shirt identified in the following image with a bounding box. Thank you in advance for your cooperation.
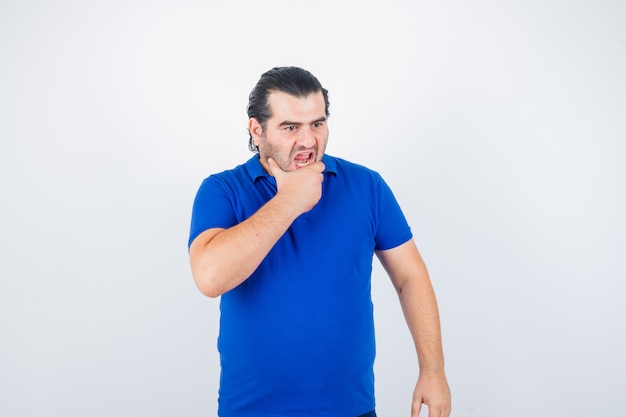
[189,155,412,417]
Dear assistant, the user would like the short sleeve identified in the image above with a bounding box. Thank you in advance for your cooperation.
[188,175,238,248]
[373,175,413,251]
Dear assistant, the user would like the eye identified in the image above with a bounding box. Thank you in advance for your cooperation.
[313,122,324,128]
[285,125,296,132]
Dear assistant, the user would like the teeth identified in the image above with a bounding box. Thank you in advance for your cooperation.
[294,153,312,167]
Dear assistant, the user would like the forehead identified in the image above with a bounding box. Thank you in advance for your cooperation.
[266,91,326,122]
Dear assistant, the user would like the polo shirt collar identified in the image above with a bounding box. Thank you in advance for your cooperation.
[246,154,337,183]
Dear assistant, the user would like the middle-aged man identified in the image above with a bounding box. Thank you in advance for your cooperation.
[188,66,451,417]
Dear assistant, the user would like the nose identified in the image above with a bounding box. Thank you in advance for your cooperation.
[297,126,315,148]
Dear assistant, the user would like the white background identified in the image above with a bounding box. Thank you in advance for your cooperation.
[1,1,625,416]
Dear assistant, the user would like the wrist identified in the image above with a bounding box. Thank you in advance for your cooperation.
[418,364,446,376]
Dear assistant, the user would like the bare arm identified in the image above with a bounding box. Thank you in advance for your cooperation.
[376,239,451,417]
[189,158,325,298]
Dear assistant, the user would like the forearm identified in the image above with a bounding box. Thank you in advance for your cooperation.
[404,280,451,417]
[378,240,450,415]
[397,276,445,373]
[190,194,300,297]
[377,240,446,373]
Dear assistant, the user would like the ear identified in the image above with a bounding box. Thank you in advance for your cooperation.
[248,118,263,147]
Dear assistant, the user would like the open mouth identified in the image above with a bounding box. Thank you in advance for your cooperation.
[293,152,314,168]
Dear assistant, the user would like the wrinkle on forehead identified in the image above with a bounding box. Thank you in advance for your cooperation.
[267,91,326,126]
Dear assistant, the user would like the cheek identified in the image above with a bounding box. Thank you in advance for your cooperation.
[317,133,329,147]
[260,138,289,160]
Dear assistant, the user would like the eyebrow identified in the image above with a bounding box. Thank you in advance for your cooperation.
[278,117,327,127]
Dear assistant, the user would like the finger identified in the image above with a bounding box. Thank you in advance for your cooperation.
[427,404,443,417]
[309,161,325,173]
[412,402,422,417]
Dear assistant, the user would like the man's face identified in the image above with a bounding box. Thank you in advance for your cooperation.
[250,91,328,172]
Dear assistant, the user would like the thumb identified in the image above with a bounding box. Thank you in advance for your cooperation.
[412,391,423,417]
[267,158,286,178]
[412,402,423,417]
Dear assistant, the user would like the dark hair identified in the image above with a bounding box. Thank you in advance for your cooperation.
[247,66,330,152]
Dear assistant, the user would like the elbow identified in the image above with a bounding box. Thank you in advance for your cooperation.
[200,287,222,299]
[194,273,226,298]
[201,285,223,299]
[190,254,228,298]
[190,249,245,298]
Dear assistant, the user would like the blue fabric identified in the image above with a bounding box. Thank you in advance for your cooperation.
[189,155,412,417]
